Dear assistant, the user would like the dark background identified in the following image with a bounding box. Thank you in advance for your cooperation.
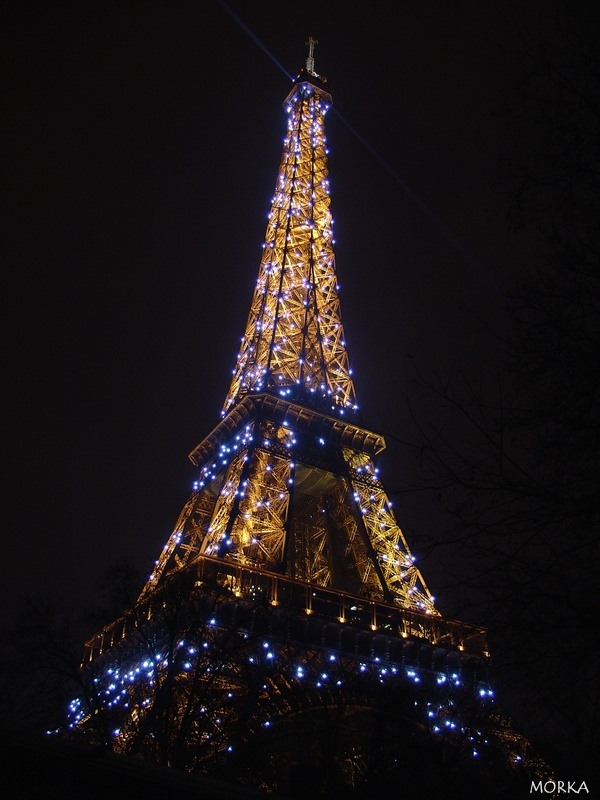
[6,1,557,624]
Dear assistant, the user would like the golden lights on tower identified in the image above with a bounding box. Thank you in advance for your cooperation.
[223,70,357,418]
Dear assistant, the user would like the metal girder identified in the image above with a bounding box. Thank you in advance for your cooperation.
[140,406,437,614]
[223,79,356,418]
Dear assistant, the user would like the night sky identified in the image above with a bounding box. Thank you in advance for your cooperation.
[7,2,557,626]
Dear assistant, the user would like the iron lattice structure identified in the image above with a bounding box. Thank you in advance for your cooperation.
[222,70,356,418]
[72,46,549,795]
[136,63,436,616]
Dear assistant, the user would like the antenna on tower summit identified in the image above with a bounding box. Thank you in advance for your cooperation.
[305,36,318,76]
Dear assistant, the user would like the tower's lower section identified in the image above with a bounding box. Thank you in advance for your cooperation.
[72,574,546,797]
[70,392,549,793]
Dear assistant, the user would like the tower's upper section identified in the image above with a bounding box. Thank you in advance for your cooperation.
[222,43,357,420]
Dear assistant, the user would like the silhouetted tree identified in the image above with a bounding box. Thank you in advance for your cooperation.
[401,2,600,783]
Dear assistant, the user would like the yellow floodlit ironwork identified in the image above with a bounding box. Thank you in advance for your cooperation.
[138,58,438,618]
[223,72,356,418]
[71,48,538,793]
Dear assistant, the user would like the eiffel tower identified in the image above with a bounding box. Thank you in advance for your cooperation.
[139,36,437,621]
[71,41,548,796]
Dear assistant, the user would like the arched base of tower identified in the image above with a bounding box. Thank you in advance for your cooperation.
[65,578,550,797]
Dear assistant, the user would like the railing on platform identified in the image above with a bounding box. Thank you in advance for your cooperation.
[83,554,487,664]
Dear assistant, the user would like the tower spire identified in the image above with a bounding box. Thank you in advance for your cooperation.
[222,50,353,420]
[305,35,318,76]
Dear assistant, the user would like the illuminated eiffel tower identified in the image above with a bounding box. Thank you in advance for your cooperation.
[72,41,547,795]
[138,37,437,619]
